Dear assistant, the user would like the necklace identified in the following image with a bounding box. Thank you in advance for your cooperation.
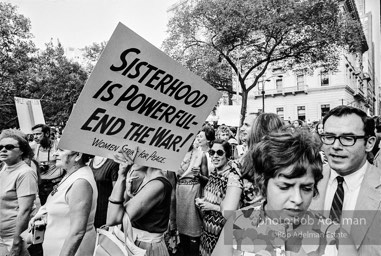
[50,165,83,196]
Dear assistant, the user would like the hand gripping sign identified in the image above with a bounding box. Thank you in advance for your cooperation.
[59,23,222,171]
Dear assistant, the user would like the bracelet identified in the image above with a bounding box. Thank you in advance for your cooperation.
[108,198,124,204]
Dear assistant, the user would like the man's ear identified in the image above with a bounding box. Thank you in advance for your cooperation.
[365,136,376,152]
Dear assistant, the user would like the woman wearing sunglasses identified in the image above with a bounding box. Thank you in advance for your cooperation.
[0,129,38,256]
[197,139,242,256]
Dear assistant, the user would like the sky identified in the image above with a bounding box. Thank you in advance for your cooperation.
[4,0,179,50]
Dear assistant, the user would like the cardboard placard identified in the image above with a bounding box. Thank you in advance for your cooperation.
[14,97,45,134]
[59,23,222,171]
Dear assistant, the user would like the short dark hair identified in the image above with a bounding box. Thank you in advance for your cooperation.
[202,125,216,143]
[210,139,232,159]
[322,106,375,138]
[32,124,51,135]
[0,129,34,160]
[251,129,323,198]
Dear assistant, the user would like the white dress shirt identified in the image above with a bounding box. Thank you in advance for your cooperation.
[324,161,367,212]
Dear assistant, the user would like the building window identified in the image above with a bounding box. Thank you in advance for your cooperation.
[321,104,330,118]
[297,75,304,90]
[276,79,283,92]
[276,107,284,120]
[321,71,329,86]
[297,106,306,121]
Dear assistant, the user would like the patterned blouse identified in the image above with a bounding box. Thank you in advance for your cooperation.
[230,202,345,256]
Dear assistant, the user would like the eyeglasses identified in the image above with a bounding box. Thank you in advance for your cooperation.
[0,144,19,151]
[208,149,225,157]
[320,134,368,146]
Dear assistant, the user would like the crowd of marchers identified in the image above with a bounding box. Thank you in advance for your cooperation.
[1,105,381,256]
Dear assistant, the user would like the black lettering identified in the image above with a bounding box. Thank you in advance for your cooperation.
[114,84,139,107]
[192,94,208,108]
[146,69,165,88]
[100,83,123,102]
[106,118,125,135]
[184,90,201,105]
[150,102,168,119]
[93,81,112,99]
[123,122,141,139]
[81,108,106,131]
[138,64,158,84]
[167,135,182,151]
[149,127,171,146]
[164,79,183,97]
[92,115,116,134]
[154,73,173,93]
[174,84,191,100]
[137,97,161,116]
[127,61,148,79]
[138,127,155,144]
[127,93,146,111]
[110,48,140,72]
[122,58,140,76]
[158,106,176,123]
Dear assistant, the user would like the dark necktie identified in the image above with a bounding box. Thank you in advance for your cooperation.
[329,176,345,223]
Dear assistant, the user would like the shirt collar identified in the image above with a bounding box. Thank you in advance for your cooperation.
[328,161,368,192]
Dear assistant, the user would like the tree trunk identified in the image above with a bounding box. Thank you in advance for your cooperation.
[240,90,248,128]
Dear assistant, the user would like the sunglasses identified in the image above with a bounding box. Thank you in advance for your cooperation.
[208,149,225,157]
[0,144,19,151]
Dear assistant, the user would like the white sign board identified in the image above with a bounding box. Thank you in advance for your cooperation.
[216,105,241,127]
[14,97,45,134]
[59,23,222,171]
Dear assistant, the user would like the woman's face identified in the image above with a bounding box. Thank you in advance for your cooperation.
[265,165,315,224]
[0,138,23,165]
[196,131,208,147]
[293,121,300,128]
[317,123,324,135]
[54,149,76,169]
[209,143,228,169]
[218,131,230,141]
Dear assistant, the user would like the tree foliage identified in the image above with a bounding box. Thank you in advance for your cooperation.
[0,2,37,128]
[163,0,365,125]
[81,41,107,74]
[0,2,88,130]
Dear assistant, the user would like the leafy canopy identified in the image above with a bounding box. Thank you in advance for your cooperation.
[163,0,364,125]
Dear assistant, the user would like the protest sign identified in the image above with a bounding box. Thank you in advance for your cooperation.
[59,22,222,170]
[216,105,241,127]
[14,97,45,134]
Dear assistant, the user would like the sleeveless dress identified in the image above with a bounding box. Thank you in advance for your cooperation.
[89,158,118,228]
[199,161,243,256]
[42,166,98,256]
[128,176,172,256]
[176,150,203,237]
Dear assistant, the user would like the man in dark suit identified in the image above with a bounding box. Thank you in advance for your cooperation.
[309,105,381,255]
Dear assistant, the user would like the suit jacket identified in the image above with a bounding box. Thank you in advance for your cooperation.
[309,163,381,255]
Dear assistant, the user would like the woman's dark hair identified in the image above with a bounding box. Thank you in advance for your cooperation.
[80,153,94,164]
[201,125,216,147]
[0,129,34,160]
[251,129,323,198]
[210,139,232,159]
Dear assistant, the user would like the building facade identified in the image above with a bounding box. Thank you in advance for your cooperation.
[240,0,381,123]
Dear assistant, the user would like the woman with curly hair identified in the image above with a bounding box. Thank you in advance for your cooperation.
[213,130,357,256]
